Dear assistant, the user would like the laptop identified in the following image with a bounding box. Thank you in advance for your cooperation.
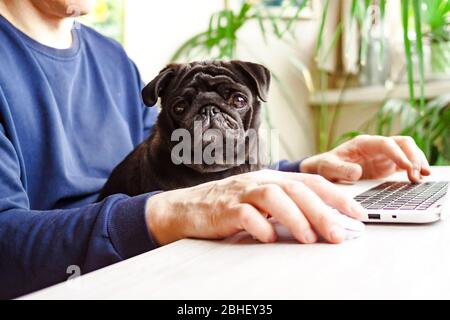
[354,181,450,223]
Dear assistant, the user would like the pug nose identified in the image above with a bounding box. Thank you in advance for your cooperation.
[200,105,220,118]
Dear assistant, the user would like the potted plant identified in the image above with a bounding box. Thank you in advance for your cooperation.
[170,0,307,62]
[422,0,450,75]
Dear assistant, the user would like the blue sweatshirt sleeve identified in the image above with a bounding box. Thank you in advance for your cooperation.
[0,125,159,299]
[271,159,307,173]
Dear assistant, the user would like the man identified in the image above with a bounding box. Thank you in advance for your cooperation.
[0,0,430,299]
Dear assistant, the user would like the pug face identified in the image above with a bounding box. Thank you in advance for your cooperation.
[142,61,271,173]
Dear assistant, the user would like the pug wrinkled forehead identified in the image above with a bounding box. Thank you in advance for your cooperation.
[141,60,271,133]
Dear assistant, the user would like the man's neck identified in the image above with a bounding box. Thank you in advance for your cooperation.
[0,0,74,49]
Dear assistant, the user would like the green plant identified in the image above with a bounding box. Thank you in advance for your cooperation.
[315,0,449,164]
[171,0,307,62]
[421,0,450,74]
[315,0,391,152]
[354,95,450,164]
[422,0,450,41]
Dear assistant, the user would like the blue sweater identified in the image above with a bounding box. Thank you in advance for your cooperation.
[0,16,301,299]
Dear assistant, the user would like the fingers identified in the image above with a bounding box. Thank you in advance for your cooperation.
[250,170,365,219]
[242,184,317,244]
[392,136,431,181]
[356,135,433,183]
[278,181,347,244]
[419,153,431,175]
[356,135,414,179]
[231,204,277,243]
[317,157,363,182]
[299,174,365,219]
[241,172,355,244]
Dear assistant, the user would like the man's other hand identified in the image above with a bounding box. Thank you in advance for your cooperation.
[301,135,431,184]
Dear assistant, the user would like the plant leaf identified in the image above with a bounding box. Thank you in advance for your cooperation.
[412,0,426,112]
[401,0,416,108]
[315,0,330,63]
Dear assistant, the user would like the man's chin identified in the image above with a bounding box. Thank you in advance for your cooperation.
[184,163,238,173]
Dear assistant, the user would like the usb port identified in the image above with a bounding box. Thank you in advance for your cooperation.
[368,214,381,220]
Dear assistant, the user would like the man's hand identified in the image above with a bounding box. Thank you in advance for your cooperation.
[301,135,431,183]
[145,170,365,246]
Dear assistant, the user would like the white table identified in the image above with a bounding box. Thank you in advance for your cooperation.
[22,167,450,300]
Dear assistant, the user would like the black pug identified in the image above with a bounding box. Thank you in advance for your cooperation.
[98,60,271,201]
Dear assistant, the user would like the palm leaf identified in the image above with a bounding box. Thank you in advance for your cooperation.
[170,32,208,62]
[412,0,426,112]
[278,0,308,38]
[379,0,386,68]
[401,0,416,108]
[315,0,330,62]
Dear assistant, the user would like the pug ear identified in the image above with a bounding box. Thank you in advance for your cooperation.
[231,61,271,102]
[142,64,178,106]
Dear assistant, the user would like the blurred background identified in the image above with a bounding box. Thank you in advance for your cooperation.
[81,0,450,164]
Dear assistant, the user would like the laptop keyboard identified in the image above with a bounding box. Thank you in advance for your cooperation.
[354,181,449,211]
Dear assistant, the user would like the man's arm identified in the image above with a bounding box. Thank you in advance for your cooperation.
[0,125,158,299]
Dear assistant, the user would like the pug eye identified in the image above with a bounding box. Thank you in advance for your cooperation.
[173,104,186,115]
[231,94,247,109]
